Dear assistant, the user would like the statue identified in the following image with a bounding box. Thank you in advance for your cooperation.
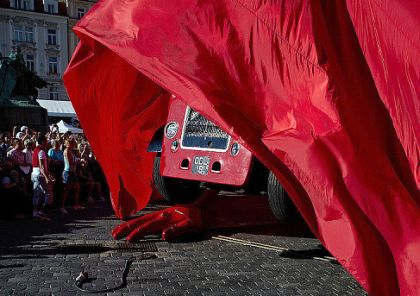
[0,52,18,102]
[0,47,49,131]
[0,47,48,104]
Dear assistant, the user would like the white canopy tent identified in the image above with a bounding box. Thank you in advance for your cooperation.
[37,99,76,118]
[52,120,83,134]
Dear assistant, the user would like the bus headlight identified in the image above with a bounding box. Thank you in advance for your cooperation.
[165,122,178,139]
[231,142,240,156]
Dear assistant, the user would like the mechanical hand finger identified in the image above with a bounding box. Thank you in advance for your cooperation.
[162,219,198,241]
[126,216,172,242]
[112,211,160,240]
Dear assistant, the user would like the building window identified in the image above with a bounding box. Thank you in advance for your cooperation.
[48,56,58,74]
[23,0,31,10]
[26,54,34,71]
[47,4,55,14]
[47,29,57,45]
[13,25,24,41]
[13,0,32,10]
[77,8,86,19]
[49,86,59,100]
[14,25,33,42]
[24,26,33,42]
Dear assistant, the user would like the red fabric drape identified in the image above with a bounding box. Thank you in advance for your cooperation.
[63,1,420,295]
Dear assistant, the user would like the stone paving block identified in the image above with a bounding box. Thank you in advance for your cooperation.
[0,203,367,295]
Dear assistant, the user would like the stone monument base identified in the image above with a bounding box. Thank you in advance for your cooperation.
[0,99,48,132]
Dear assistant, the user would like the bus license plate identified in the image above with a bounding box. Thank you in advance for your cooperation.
[192,156,210,175]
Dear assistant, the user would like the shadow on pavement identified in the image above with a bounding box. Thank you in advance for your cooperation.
[0,202,115,258]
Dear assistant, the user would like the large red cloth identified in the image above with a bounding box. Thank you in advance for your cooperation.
[63,1,420,295]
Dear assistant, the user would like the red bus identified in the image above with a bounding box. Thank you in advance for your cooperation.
[148,95,295,221]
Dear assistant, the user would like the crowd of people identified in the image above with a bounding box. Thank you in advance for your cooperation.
[0,124,107,221]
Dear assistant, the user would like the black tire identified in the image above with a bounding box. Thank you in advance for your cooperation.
[244,159,269,195]
[153,156,204,204]
[267,171,294,222]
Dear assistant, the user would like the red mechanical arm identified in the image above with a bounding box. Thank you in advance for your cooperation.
[112,191,279,242]
[112,205,203,242]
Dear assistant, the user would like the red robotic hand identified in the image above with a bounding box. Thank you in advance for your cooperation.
[112,205,203,242]
[112,190,279,242]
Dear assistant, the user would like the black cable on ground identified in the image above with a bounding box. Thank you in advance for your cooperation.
[74,254,156,293]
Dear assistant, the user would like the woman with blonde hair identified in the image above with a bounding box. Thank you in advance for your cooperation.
[61,137,84,213]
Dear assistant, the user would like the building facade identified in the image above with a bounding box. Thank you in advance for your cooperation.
[66,0,96,59]
[0,0,97,101]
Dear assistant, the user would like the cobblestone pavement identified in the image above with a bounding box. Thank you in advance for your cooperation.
[0,202,367,296]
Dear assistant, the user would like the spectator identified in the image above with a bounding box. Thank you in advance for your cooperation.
[0,175,23,219]
[0,133,9,164]
[31,133,54,221]
[78,158,105,203]
[48,139,64,162]
[23,139,34,165]
[62,137,84,213]
[1,125,108,220]
[3,132,13,154]
[78,142,90,161]
[50,124,59,134]
[21,139,34,196]
[48,139,64,208]
[7,139,26,171]
[15,126,29,140]
[0,161,28,219]
[9,169,28,202]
